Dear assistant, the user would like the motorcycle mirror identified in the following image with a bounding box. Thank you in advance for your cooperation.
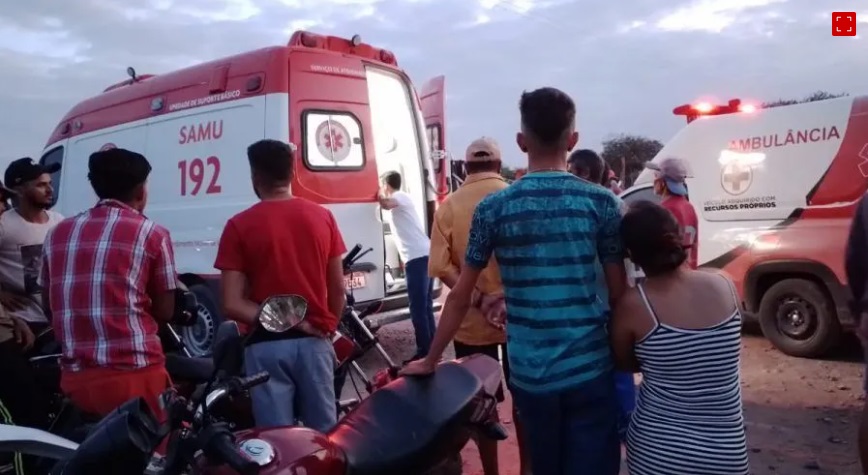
[257,295,308,333]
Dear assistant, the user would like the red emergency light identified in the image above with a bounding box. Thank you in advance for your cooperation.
[673,98,756,123]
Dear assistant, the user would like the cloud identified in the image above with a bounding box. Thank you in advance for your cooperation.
[0,0,862,171]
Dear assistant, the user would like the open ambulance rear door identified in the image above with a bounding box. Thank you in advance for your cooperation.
[419,76,449,206]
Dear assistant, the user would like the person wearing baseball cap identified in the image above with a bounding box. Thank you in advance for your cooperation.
[645,157,699,269]
[0,157,64,334]
[42,147,180,421]
[427,136,530,475]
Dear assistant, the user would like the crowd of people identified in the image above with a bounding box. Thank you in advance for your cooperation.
[6,85,868,475]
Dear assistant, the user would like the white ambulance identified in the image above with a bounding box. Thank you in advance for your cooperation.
[621,94,868,358]
[38,31,449,356]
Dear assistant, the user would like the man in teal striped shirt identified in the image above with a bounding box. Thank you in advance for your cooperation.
[403,87,627,475]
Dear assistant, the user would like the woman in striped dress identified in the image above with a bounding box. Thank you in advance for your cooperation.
[610,201,749,475]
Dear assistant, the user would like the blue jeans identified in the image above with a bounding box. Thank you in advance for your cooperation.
[405,256,435,356]
[245,337,337,432]
[615,371,636,441]
[511,373,621,475]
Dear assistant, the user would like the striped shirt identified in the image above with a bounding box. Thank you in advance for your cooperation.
[41,200,178,372]
[465,171,624,393]
[626,281,749,474]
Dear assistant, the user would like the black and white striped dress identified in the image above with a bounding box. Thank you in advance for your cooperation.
[626,279,750,475]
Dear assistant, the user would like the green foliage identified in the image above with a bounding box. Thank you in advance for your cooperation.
[600,134,664,189]
[762,90,848,109]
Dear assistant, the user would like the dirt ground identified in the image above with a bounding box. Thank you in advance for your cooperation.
[356,317,865,475]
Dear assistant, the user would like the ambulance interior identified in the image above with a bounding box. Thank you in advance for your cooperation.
[366,67,430,292]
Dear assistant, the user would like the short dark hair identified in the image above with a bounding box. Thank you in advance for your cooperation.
[88,148,152,202]
[620,201,687,276]
[382,171,402,190]
[464,160,501,175]
[567,149,604,183]
[601,162,613,186]
[519,87,576,151]
[247,139,294,187]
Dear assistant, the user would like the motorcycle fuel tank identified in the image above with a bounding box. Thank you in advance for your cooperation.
[194,426,346,475]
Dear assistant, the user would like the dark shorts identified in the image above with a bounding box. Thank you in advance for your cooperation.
[453,341,509,402]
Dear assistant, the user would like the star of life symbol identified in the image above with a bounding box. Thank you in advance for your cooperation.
[721,162,753,196]
[315,120,351,164]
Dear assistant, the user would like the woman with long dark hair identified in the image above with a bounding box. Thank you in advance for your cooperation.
[610,201,749,474]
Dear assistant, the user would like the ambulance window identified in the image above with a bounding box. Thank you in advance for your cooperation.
[39,146,64,205]
[621,186,660,205]
[427,124,441,153]
[303,112,365,170]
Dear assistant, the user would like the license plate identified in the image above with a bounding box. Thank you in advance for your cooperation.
[344,272,367,290]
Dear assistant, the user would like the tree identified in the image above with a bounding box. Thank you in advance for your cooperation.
[600,134,664,189]
[501,166,517,181]
[762,90,848,109]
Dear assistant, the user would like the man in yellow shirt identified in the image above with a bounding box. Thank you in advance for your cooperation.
[428,137,528,475]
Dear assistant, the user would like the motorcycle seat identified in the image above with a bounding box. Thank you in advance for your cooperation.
[328,361,481,475]
[164,354,214,382]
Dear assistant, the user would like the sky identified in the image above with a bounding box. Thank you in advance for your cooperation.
[0,0,864,168]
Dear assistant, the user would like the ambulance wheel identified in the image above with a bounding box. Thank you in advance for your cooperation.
[758,278,841,358]
[181,284,223,357]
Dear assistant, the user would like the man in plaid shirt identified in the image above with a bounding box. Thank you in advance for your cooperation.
[41,148,178,418]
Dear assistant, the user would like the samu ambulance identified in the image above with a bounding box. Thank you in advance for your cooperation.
[621,95,868,358]
[38,31,450,356]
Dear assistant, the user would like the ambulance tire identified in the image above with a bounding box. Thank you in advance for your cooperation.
[183,284,224,357]
[758,278,841,358]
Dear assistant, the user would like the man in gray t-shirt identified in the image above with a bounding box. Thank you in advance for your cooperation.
[0,158,64,334]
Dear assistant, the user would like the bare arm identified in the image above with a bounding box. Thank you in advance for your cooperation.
[402,198,496,375]
[220,270,259,326]
[377,194,400,210]
[603,262,627,307]
[599,194,628,308]
[610,293,640,372]
[151,290,176,323]
[423,266,482,365]
[326,256,346,320]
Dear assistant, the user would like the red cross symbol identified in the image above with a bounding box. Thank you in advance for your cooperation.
[723,164,751,194]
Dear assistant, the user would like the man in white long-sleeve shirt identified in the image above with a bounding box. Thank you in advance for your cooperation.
[378,171,435,362]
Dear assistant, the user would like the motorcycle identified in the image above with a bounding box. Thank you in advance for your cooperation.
[333,243,402,415]
[0,294,507,475]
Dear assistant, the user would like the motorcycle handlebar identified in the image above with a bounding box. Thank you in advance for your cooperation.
[342,244,363,270]
[237,372,270,391]
[342,244,373,274]
[196,372,270,421]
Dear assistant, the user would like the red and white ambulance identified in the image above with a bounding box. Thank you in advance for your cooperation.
[621,94,868,358]
[39,31,449,356]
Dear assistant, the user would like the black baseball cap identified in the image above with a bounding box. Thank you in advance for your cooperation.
[87,148,152,198]
[4,157,61,188]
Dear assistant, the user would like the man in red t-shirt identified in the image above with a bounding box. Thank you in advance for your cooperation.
[214,139,346,431]
[646,157,699,269]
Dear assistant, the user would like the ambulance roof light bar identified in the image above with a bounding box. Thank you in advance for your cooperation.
[672,98,757,123]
